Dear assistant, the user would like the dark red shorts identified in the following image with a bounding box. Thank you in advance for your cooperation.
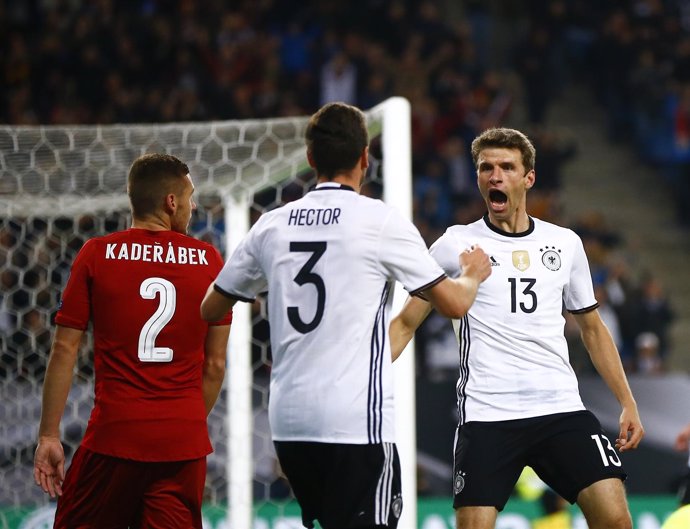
[54,446,206,529]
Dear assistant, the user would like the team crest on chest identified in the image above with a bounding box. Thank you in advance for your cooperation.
[512,250,530,271]
[540,246,562,271]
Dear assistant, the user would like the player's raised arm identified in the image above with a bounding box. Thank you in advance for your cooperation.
[390,245,491,361]
[426,245,491,318]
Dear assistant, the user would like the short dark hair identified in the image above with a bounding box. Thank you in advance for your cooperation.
[127,153,190,218]
[471,128,536,173]
[305,102,369,179]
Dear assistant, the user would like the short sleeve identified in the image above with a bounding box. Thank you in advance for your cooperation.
[429,229,462,279]
[54,239,96,330]
[206,245,233,325]
[213,223,268,301]
[378,209,445,294]
[564,233,598,312]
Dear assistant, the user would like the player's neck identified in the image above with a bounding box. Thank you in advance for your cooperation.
[319,171,363,193]
[131,214,172,232]
[487,210,530,234]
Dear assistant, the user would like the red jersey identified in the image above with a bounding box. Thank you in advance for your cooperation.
[55,228,231,462]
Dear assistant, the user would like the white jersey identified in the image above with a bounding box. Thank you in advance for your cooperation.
[430,215,597,424]
[214,183,445,443]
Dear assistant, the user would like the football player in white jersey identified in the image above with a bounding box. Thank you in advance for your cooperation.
[200,102,491,529]
[390,127,644,529]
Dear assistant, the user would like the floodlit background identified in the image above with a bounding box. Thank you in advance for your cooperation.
[2,1,690,528]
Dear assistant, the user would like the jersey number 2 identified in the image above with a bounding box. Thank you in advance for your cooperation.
[138,277,176,362]
[288,241,326,334]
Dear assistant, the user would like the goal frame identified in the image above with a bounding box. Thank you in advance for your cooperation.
[0,96,417,529]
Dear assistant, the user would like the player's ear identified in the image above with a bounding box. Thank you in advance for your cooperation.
[360,146,369,170]
[306,149,316,169]
[525,169,535,190]
[164,193,177,213]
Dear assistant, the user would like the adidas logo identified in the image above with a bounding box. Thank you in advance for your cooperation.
[490,256,500,266]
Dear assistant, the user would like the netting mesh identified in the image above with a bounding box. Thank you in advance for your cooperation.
[0,109,386,526]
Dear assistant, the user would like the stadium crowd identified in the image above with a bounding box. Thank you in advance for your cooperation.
[0,0,680,383]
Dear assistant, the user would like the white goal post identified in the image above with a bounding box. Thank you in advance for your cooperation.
[0,96,417,529]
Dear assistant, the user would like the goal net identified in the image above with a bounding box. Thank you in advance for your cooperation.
[0,97,417,529]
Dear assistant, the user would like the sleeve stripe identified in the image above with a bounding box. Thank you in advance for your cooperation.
[213,283,255,303]
[409,274,447,297]
[568,302,599,314]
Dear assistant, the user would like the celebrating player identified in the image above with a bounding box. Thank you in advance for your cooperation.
[33,153,231,529]
[390,127,644,529]
[200,102,491,529]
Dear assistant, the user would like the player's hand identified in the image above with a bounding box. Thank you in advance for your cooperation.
[674,423,690,452]
[616,405,644,452]
[34,436,66,498]
[460,244,491,284]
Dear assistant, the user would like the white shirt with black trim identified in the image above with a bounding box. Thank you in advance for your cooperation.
[214,183,445,443]
[429,215,597,424]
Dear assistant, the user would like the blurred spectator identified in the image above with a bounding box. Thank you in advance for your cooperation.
[417,312,457,381]
[414,158,453,230]
[440,136,480,209]
[632,274,675,361]
[673,422,690,506]
[661,423,690,528]
[515,24,558,125]
[319,50,357,106]
[0,0,676,384]
[530,127,578,192]
[634,331,663,374]
[595,283,624,352]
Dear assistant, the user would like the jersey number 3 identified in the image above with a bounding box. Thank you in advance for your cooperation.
[138,277,176,362]
[288,241,327,334]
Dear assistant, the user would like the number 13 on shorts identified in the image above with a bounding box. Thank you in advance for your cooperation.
[591,434,622,467]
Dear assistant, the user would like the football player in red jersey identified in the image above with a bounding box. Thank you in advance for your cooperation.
[33,153,231,529]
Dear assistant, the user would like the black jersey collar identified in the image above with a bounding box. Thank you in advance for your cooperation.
[310,182,355,192]
[482,213,535,237]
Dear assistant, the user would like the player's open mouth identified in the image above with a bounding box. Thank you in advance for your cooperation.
[489,189,507,206]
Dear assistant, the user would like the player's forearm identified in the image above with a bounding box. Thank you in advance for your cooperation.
[202,365,225,415]
[202,324,229,414]
[389,316,415,362]
[583,327,637,408]
[200,284,235,322]
[38,339,79,438]
[427,276,480,319]
[390,296,432,361]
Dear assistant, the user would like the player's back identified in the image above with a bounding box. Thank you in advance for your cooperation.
[55,228,225,461]
[243,184,441,444]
